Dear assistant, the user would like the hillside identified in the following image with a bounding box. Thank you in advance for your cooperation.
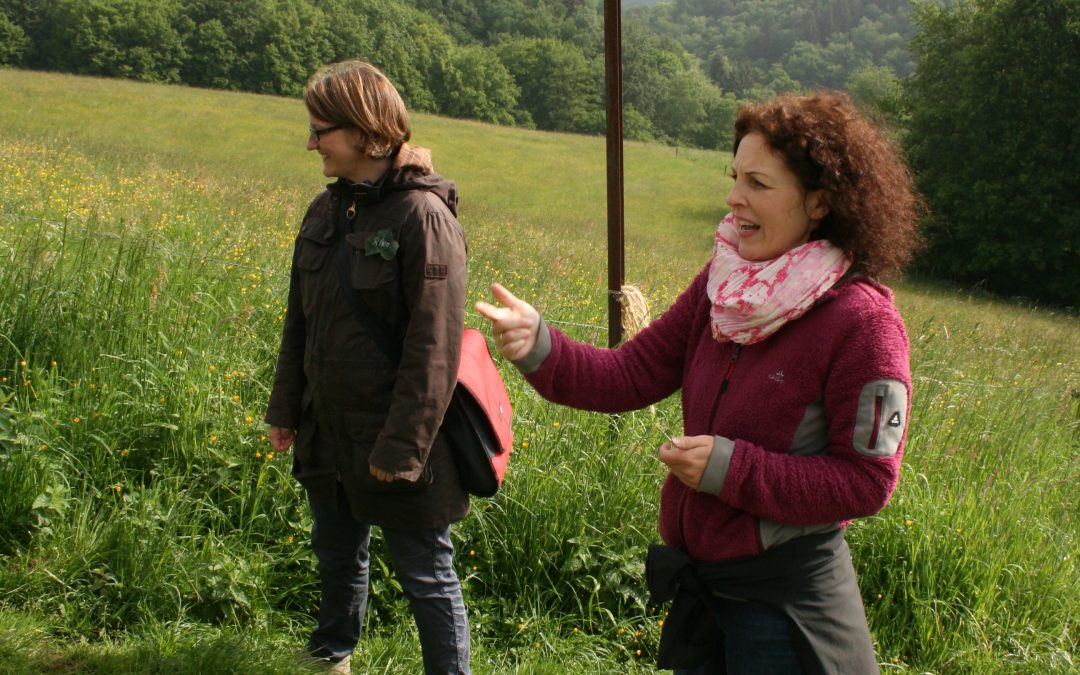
[0,70,1076,674]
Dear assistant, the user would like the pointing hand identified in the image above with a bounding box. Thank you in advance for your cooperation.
[474,283,541,362]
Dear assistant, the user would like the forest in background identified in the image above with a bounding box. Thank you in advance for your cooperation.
[1,0,1077,306]
[0,0,914,150]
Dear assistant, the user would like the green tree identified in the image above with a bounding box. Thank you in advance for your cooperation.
[621,19,686,124]
[904,0,1080,305]
[222,0,331,96]
[315,0,375,62]
[494,36,603,134]
[784,41,841,88]
[623,19,731,146]
[349,0,452,112]
[630,0,917,98]
[622,103,655,142]
[693,90,739,150]
[0,10,28,65]
[181,18,236,89]
[653,68,708,145]
[846,64,901,123]
[39,0,187,82]
[433,44,520,126]
[1,0,61,68]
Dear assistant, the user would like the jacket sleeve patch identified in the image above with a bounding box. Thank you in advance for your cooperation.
[424,263,448,279]
[853,378,908,457]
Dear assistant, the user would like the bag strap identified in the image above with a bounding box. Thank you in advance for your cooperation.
[333,222,403,366]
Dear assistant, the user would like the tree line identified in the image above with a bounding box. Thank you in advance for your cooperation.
[0,0,741,149]
[629,0,914,105]
[1,0,1077,305]
[903,0,1079,307]
[0,0,916,150]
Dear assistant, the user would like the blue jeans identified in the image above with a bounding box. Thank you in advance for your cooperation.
[307,488,471,674]
[674,596,804,675]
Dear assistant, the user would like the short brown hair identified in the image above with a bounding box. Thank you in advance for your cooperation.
[304,60,411,159]
[734,91,923,278]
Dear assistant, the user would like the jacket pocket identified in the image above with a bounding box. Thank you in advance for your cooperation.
[297,218,334,271]
[346,231,398,289]
[344,411,432,493]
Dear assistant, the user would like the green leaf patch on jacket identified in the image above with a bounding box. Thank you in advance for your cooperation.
[364,228,399,260]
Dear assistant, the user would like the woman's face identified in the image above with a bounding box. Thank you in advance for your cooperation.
[307,115,373,183]
[725,132,828,262]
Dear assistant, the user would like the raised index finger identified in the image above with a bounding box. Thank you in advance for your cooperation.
[474,300,512,322]
[490,282,524,310]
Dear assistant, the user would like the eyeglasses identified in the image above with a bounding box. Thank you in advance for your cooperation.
[309,124,344,142]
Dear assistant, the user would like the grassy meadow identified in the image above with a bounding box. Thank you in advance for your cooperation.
[0,68,1077,673]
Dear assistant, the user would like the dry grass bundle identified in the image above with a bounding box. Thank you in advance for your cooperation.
[619,284,650,340]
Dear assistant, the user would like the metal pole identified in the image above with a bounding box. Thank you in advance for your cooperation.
[604,0,625,348]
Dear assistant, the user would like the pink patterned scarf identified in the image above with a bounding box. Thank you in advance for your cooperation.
[706,212,851,345]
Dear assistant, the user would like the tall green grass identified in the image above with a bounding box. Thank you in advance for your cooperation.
[0,69,1076,673]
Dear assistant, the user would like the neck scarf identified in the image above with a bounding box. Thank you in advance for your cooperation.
[706,212,851,345]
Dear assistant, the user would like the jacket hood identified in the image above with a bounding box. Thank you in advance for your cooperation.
[327,143,458,217]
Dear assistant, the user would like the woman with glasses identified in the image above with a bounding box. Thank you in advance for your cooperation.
[265,60,471,674]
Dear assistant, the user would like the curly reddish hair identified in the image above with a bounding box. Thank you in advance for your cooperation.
[734,91,923,278]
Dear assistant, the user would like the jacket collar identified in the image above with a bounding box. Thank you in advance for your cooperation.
[324,143,457,218]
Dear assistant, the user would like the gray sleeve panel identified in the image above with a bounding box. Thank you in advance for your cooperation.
[696,436,735,495]
[852,378,908,457]
[759,519,840,551]
[510,317,551,375]
[789,399,828,456]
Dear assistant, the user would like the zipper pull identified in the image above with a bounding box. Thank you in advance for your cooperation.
[719,344,742,395]
[346,200,357,219]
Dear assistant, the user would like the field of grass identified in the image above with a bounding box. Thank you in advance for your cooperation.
[0,68,1077,673]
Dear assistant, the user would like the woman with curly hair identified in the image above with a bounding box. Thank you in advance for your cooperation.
[477,91,921,674]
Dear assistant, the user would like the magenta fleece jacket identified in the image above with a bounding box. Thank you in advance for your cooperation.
[521,266,911,563]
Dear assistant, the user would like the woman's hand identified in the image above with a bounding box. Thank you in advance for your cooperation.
[658,435,715,491]
[474,283,541,361]
[269,425,295,452]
